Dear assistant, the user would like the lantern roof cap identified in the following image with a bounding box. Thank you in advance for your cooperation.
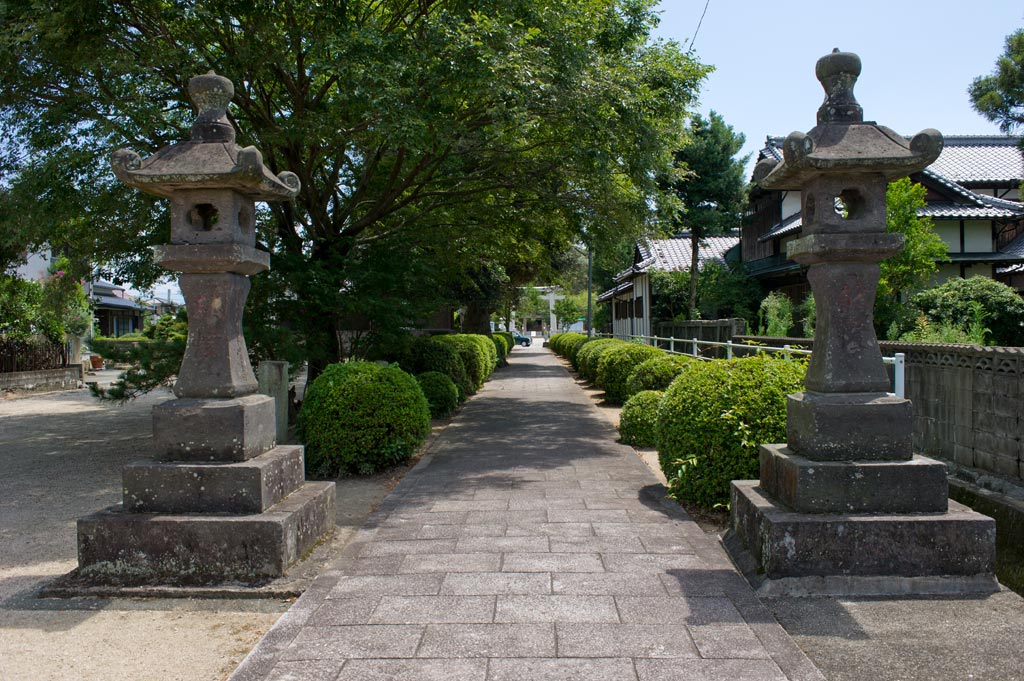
[111,71,300,200]
[754,50,943,190]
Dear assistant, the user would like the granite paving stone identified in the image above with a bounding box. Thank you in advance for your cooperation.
[416,623,557,657]
[335,659,487,681]
[557,623,700,658]
[487,657,638,681]
[501,552,604,573]
[494,595,620,623]
[439,572,552,595]
[369,595,496,624]
[229,346,823,681]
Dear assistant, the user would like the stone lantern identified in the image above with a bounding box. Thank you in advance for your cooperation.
[725,51,996,594]
[76,72,334,585]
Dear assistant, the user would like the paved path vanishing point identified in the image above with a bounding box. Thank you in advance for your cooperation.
[230,343,824,681]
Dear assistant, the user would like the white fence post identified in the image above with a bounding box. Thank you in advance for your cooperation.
[726,340,733,360]
[692,338,698,358]
[895,352,906,398]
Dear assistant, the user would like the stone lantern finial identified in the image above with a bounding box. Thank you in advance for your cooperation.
[189,70,235,143]
[816,48,863,125]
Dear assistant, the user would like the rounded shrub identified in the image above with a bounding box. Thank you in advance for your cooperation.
[576,338,626,382]
[550,332,585,358]
[656,355,806,508]
[496,332,515,355]
[491,334,509,363]
[435,335,491,390]
[298,362,431,477]
[568,334,593,368]
[618,390,664,447]
[402,336,472,400]
[909,276,1024,347]
[626,354,693,395]
[595,343,665,404]
[416,371,460,418]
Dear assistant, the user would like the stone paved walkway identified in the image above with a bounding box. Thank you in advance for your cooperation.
[230,345,823,681]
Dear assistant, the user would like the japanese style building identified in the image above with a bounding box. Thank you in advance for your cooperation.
[742,135,1024,300]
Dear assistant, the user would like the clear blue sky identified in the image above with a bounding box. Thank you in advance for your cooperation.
[653,1,1024,174]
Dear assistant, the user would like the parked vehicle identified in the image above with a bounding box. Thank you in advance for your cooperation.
[512,332,532,347]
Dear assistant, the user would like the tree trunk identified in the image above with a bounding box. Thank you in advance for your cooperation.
[461,301,493,334]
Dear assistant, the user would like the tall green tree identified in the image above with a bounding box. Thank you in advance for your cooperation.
[876,178,950,337]
[0,0,708,374]
[969,29,1024,134]
[665,111,747,318]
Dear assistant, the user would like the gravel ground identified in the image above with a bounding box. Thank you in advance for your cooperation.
[0,385,391,681]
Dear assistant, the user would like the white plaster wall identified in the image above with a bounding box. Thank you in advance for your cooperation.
[14,249,52,281]
[963,220,993,252]
[781,191,801,219]
[933,221,960,251]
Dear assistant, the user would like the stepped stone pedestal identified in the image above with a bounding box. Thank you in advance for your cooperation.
[724,50,996,596]
[76,71,334,585]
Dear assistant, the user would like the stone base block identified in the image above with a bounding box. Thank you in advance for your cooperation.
[77,481,334,585]
[759,444,949,513]
[153,394,276,462]
[122,445,306,514]
[725,481,996,595]
[787,391,912,461]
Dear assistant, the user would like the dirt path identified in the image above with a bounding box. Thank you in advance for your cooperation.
[0,388,393,681]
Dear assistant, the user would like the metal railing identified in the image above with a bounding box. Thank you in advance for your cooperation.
[598,333,906,399]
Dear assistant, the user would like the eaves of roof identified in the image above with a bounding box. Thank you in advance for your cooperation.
[596,281,634,303]
[757,213,803,243]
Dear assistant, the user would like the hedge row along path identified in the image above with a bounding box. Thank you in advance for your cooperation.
[231,343,822,681]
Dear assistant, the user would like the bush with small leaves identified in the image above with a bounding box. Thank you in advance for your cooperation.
[618,390,664,447]
[401,336,472,400]
[656,355,806,508]
[575,338,626,382]
[595,342,664,404]
[416,371,460,418]
[625,354,693,395]
[491,334,509,363]
[496,332,515,354]
[298,361,431,477]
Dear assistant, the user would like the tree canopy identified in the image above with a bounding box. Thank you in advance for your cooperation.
[663,111,747,317]
[969,29,1024,134]
[0,0,709,369]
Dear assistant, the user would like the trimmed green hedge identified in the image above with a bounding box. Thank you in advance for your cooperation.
[491,334,509,363]
[626,354,692,395]
[416,371,460,418]
[595,343,664,404]
[496,332,515,355]
[549,332,585,358]
[402,336,472,401]
[656,355,806,508]
[298,361,431,476]
[618,390,663,447]
[576,338,626,382]
[435,334,495,391]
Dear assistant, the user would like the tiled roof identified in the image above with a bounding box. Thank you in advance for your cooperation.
[758,212,803,243]
[920,168,1024,218]
[636,233,740,272]
[596,280,633,303]
[918,202,1023,219]
[929,135,1024,185]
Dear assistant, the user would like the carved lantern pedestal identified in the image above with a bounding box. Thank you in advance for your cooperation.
[724,51,997,596]
[76,73,334,585]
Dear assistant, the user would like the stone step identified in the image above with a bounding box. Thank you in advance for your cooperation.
[153,394,277,462]
[727,480,997,594]
[77,481,335,585]
[122,445,306,514]
[759,444,949,514]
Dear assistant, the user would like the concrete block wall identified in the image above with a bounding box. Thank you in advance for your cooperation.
[733,336,1023,485]
[0,366,84,393]
[882,342,1023,484]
